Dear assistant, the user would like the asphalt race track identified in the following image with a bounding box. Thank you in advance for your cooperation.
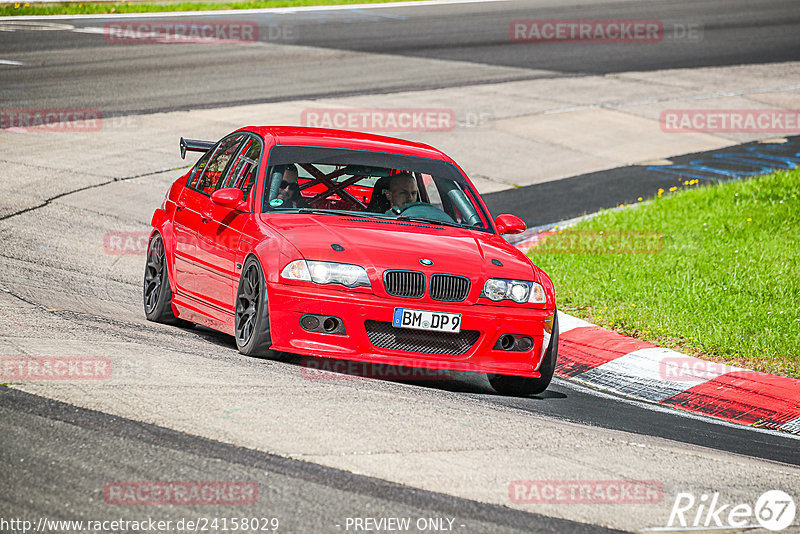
[2,0,800,532]
[1,387,619,534]
[2,0,799,115]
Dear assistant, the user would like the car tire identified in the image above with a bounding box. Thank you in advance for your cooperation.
[143,233,185,325]
[488,312,559,396]
[235,256,280,358]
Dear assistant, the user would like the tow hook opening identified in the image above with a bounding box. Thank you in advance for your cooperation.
[494,334,534,352]
[301,314,346,335]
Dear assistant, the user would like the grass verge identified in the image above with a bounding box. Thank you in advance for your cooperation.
[529,168,800,379]
[0,0,407,17]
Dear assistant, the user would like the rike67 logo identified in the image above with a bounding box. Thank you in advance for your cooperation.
[663,490,795,531]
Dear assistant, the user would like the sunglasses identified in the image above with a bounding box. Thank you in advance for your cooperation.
[279,181,299,191]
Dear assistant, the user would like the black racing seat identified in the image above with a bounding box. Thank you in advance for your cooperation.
[367,176,392,213]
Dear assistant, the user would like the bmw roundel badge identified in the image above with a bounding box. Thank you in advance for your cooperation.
[420,258,433,266]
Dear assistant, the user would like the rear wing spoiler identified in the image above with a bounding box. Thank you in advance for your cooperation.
[180,137,215,159]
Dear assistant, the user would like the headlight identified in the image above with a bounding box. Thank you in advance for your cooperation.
[481,279,546,304]
[309,262,331,284]
[483,279,508,301]
[510,283,528,302]
[281,260,370,288]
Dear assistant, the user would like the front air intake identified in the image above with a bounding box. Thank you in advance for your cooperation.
[365,320,479,355]
[383,270,425,298]
[430,274,470,302]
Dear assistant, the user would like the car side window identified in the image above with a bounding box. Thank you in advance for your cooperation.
[220,136,262,197]
[187,150,213,190]
[190,135,244,195]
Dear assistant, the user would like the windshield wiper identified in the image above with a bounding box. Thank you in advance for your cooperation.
[395,215,465,229]
[295,208,387,220]
[288,209,466,228]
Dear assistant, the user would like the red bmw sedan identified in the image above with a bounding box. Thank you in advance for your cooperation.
[145,126,558,395]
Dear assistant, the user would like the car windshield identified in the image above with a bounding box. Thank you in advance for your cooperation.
[262,145,492,231]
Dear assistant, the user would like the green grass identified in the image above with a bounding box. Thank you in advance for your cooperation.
[0,0,407,16]
[530,168,800,379]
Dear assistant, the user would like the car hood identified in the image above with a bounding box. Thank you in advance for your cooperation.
[261,213,536,281]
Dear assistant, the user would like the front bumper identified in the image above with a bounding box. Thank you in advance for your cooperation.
[267,283,552,377]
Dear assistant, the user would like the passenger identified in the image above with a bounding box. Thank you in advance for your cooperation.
[384,172,420,212]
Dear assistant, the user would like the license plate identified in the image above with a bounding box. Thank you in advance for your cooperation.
[392,308,462,333]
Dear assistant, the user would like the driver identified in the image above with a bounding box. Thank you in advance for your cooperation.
[384,172,420,212]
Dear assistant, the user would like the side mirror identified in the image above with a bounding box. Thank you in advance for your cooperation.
[495,214,526,235]
[210,187,244,208]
